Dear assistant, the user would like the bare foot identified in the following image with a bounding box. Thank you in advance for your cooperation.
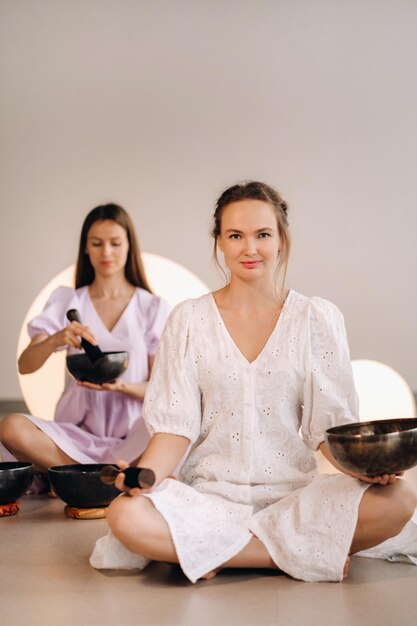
[343,556,350,579]
[26,473,49,495]
[200,567,222,580]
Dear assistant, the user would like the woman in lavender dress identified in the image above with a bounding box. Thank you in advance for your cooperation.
[0,204,169,491]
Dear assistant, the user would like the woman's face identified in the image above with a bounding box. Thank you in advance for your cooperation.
[217,199,281,283]
[85,219,130,279]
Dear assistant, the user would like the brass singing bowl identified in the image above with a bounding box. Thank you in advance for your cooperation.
[325,418,417,476]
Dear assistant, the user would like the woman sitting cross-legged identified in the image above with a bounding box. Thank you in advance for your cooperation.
[91,182,417,582]
[0,204,169,491]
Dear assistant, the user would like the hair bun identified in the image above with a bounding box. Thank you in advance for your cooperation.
[280,201,289,225]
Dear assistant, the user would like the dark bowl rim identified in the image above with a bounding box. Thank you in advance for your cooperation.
[326,417,417,439]
[66,351,128,360]
[48,463,115,474]
[0,461,34,471]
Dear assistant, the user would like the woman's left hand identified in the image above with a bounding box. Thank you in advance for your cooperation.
[76,379,147,399]
[76,379,125,392]
[348,471,404,485]
[318,442,404,485]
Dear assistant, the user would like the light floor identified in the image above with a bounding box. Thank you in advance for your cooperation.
[1,495,417,626]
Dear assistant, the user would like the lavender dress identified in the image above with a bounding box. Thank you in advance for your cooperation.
[21,285,170,464]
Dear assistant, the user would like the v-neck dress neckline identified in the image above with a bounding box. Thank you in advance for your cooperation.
[24,284,170,466]
[85,287,135,335]
[137,290,376,584]
[209,289,293,366]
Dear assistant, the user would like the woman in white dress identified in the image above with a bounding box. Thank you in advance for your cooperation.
[91,182,417,582]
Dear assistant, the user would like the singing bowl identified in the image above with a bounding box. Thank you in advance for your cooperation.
[48,464,119,508]
[325,418,417,476]
[66,351,128,385]
[0,462,34,504]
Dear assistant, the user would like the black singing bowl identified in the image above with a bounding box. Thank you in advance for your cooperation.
[48,464,120,508]
[325,418,417,476]
[66,351,128,385]
[0,462,34,504]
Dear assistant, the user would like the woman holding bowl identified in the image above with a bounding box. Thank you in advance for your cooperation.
[0,204,169,492]
[91,182,417,582]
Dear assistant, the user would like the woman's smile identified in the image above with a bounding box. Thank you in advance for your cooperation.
[217,199,280,282]
[240,260,262,269]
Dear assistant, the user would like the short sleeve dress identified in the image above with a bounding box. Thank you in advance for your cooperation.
[21,285,170,464]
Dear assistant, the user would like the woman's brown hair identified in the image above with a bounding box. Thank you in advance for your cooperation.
[212,181,291,289]
[75,203,152,292]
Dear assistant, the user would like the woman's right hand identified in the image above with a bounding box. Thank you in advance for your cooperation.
[18,323,98,374]
[50,321,98,351]
[112,434,189,497]
[114,460,154,497]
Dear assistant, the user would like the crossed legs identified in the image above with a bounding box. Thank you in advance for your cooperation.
[350,479,417,553]
[107,494,275,571]
[0,413,76,472]
[107,479,417,580]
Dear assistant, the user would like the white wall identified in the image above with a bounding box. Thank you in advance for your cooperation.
[1,0,416,399]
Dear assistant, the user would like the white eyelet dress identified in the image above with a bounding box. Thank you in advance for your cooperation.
[90,290,417,582]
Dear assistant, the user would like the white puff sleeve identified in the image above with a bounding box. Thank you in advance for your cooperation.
[300,297,359,451]
[143,299,201,444]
